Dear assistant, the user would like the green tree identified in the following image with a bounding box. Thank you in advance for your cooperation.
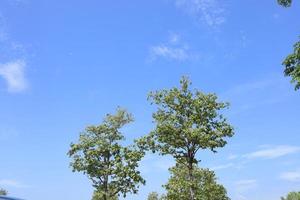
[0,188,7,196]
[281,191,300,200]
[137,77,234,200]
[277,0,300,90]
[147,192,160,200]
[92,190,117,200]
[163,164,229,200]
[278,0,292,7]
[68,108,145,200]
[283,38,300,90]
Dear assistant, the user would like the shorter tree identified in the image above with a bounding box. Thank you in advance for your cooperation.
[281,191,300,200]
[277,0,299,90]
[147,192,160,200]
[68,108,145,200]
[278,0,292,7]
[92,190,117,200]
[283,38,300,90]
[163,163,230,200]
[0,188,7,196]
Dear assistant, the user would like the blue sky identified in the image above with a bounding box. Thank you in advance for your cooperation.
[0,0,300,200]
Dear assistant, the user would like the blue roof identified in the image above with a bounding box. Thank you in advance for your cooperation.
[0,196,24,200]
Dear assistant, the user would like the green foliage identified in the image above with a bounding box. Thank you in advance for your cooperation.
[147,192,160,200]
[277,0,300,90]
[278,0,292,7]
[0,188,7,196]
[92,190,117,200]
[283,38,300,90]
[138,76,234,159]
[68,108,145,200]
[163,164,229,200]
[281,191,300,200]
[137,77,234,200]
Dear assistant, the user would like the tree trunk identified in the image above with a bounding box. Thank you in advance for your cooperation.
[188,155,195,200]
[103,151,110,200]
[103,174,108,200]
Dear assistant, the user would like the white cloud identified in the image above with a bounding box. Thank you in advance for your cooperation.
[0,179,29,188]
[221,74,295,116]
[150,45,190,61]
[280,170,300,182]
[168,32,181,44]
[228,154,238,160]
[0,14,8,45]
[175,0,226,28]
[224,77,282,97]
[149,33,200,62]
[9,0,29,6]
[244,145,300,159]
[273,13,280,19]
[0,60,28,93]
[235,179,257,188]
[234,179,257,199]
[139,154,174,174]
[0,127,19,141]
[211,163,234,171]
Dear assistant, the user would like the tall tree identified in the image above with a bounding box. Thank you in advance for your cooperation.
[163,164,230,200]
[278,0,292,7]
[281,191,300,200]
[92,190,117,200]
[0,188,7,196]
[277,0,300,90]
[147,192,160,200]
[68,108,145,200]
[137,77,234,200]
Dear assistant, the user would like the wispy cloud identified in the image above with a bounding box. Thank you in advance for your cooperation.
[8,0,29,6]
[228,154,238,160]
[149,33,200,62]
[139,154,174,174]
[280,169,300,182]
[150,45,190,61]
[223,76,285,97]
[0,179,30,188]
[222,74,295,116]
[244,145,300,159]
[0,127,19,141]
[235,179,257,192]
[0,14,7,42]
[0,9,29,94]
[233,179,257,200]
[174,0,226,28]
[0,60,28,93]
[211,163,234,171]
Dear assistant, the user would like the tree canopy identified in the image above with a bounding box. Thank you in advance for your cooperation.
[163,164,230,200]
[281,191,300,200]
[278,0,292,7]
[283,38,300,90]
[147,192,161,200]
[0,188,7,196]
[68,108,145,200]
[277,0,300,90]
[137,77,234,200]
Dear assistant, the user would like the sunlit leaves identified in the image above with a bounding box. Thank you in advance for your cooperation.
[138,76,234,162]
[68,108,145,199]
[0,188,7,196]
[283,39,300,90]
[163,164,230,200]
[281,191,300,200]
[278,0,292,7]
[136,77,234,200]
